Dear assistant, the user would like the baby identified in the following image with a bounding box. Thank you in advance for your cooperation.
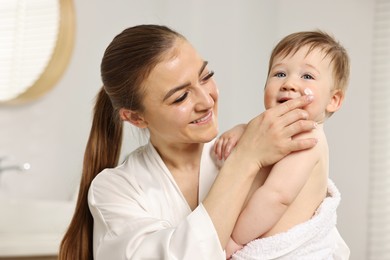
[215,30,351,259]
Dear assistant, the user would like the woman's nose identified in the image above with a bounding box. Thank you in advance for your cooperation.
[195,85,216,110]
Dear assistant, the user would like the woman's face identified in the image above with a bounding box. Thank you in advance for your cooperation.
[140,38,219,146]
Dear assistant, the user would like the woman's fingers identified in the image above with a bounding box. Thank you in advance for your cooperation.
[273,95,314,117]
[284,116,317,138]
[289,137,318,152]
[231,95,317,169]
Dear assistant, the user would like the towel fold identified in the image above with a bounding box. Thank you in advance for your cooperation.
[232,179,350,260]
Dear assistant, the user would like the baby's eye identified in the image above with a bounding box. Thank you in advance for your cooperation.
[274,72,286,78]
[200,70,214,84]
[302,74,314,80]
[172,92,188,104]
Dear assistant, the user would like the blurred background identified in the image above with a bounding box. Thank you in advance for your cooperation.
[1,0,387,259]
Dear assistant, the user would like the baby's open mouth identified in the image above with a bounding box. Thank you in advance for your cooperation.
[278,97,291,103]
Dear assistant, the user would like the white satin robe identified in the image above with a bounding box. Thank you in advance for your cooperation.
[88,141,225,259]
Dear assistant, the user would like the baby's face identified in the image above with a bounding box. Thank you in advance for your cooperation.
[264,45,337,123]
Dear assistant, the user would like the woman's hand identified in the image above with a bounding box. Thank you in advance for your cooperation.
[230,95,317,171]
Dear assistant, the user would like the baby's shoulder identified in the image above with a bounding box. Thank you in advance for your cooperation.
[293,125,326,143]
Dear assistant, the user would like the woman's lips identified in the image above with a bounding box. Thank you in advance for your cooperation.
[191,111,212,124]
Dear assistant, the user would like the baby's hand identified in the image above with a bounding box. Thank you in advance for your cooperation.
[214,124,246,160]
[225,237,244,259]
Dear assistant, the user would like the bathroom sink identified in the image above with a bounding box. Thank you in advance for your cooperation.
[0,198,75,257]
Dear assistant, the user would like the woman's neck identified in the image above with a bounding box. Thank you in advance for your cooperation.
[151,140,204,210]
[151,139,204,172]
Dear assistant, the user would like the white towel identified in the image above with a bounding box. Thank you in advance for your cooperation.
[232,179,350,260]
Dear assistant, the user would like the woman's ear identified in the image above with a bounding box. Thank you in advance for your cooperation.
[119,108,148,128]
[326,89,344,113]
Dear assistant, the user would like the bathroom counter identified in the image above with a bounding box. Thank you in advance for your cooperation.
[0,198,75,257]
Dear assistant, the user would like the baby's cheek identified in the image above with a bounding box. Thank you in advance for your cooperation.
[263,94,274,109]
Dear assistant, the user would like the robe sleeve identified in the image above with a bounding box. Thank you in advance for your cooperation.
[88,170,225,260]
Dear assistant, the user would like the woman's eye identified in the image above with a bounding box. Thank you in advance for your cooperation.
[172,92,188,104]
[274,72,286,78]
[302,74,314,80]
[200,70,214,83]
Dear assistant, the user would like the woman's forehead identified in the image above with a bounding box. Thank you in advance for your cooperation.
[142,40,205,96]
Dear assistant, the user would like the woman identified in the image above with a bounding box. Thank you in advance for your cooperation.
[59,24,316,259]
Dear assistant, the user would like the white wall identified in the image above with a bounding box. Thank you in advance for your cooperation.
[0,1,372,259]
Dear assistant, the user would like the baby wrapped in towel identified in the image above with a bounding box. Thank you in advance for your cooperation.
[232,180,350,260]
[214,30,351,259]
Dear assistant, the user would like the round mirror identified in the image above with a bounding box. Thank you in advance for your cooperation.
[0,0,75,104]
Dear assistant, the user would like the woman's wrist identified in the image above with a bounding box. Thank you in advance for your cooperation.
[224,147,260,179]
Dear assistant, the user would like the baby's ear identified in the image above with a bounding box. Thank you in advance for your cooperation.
[326,89,344,113]
[119,108,148,128]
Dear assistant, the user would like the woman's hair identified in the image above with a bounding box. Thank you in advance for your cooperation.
[59,24,183,260]
[267,30,350,94]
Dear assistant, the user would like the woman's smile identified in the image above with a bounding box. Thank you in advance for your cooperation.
[190,111,213,125]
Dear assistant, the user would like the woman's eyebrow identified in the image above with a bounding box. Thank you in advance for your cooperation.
[199,61,208,75]
[163,61,208,101]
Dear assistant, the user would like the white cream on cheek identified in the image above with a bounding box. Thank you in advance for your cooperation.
[304,88,313,96]
[303,88,326,123]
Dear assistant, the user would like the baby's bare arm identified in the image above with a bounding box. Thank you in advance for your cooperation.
[231,131,321,245]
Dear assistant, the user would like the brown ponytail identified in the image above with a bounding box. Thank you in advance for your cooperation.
[59,88,123,260]
[59,24,184,259]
